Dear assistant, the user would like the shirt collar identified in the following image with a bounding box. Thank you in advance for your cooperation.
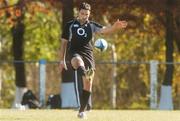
[75,18,89,26]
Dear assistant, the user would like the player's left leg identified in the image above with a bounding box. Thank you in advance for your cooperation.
[77,73,92,111]
[77,70,94,119]
[78,68,94,113]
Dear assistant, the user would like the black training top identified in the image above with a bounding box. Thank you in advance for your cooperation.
[61,19,103,69]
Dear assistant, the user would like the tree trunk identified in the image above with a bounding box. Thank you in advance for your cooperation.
[61,0,74,83]
[11,0,26,87]
[163,0,174,86]
[158,0,174,110]
[62,0,74,29]
[12,21,26,87]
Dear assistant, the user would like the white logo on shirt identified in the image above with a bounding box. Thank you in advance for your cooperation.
[73,24,79,27]
[77,28,87,37]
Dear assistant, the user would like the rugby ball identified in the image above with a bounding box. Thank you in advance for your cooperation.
[94,38,108,52]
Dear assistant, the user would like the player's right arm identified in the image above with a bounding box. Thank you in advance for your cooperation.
[59,21,72,72]
[60,21,73,72]
[59,38,68,72]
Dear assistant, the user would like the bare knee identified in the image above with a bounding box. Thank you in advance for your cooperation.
[71,56,84,69]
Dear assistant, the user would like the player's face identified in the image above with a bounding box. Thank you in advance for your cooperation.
[78,9,90,23]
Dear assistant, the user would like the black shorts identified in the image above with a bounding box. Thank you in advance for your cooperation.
[68,51,95,70]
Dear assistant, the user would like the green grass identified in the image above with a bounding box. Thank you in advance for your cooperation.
[0,109,180,121]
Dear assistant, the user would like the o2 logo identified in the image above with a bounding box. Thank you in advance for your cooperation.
[77,28,87,37]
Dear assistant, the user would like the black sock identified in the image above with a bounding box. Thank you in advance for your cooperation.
[77,66,85,106]
[79,90,91,112]
[78,75,83,106]
[87,95,92,110]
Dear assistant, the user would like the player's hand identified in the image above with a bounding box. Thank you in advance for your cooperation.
[59,60,68,72]
[113,19,128,29]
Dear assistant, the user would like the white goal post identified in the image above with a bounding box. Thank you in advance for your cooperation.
[150,60,158,109]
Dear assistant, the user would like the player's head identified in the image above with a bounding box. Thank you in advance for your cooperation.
[78,2,91,22]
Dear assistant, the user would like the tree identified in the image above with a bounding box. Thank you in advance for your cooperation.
[62,0,74,29]
[163,0,174,86]
[158,0,175,110]
[11,0,26,88]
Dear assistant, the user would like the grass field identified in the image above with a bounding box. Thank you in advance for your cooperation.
[0,109,180,121]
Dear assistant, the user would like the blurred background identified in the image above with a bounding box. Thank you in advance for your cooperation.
[0,0,180,109]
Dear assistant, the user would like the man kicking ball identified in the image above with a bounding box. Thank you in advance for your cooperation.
[59,2,127,118]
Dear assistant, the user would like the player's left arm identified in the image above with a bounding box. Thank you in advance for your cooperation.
[98,19,128,34]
